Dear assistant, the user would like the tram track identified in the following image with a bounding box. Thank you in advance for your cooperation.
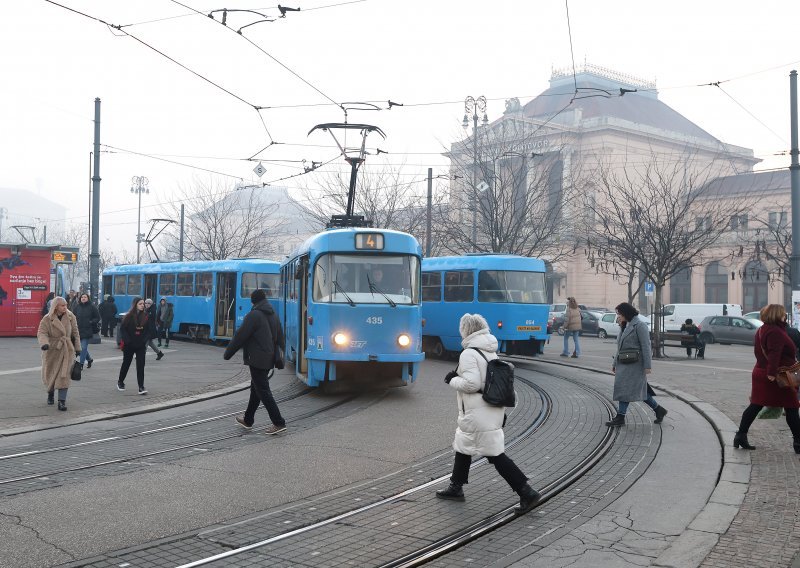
[0,384,361,492]
[165,371,616,568]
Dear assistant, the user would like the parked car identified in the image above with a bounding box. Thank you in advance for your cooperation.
[743,311,761,321]
[597,312,652,339]
[660,303,743,331]
[554,309,600,336]
[697,315,763,346]
[549,303,604,333]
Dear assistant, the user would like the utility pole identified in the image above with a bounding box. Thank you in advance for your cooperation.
[426,168,433,257]
[179,204,185,261]
[89,98,101,303]
[463,96,487,251]
[790,71,800,296]
[131,176,149,263]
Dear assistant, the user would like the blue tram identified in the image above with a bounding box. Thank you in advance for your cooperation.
[102,259,280,342]
[281,228,424,387]
[421,254,550,357]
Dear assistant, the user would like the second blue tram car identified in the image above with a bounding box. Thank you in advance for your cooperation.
[102,259,280,342]
[281,228,424,387]
[421,255,550,357]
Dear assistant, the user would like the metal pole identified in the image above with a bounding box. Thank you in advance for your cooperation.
[426,168,432,257]
[90,98,101,303]
[179,204,185,261]
[471,112,478,248]
[790,71,800,294]
[136,187,142,264]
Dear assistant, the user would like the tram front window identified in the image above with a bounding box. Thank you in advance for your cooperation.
[478,270,547,303]
[313,254,419,304]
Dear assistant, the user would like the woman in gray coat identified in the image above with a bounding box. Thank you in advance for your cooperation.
[606,302,667,426]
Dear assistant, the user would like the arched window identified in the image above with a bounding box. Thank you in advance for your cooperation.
[742,260,769,313]
[670,266,691,303]
[704,262,728,303]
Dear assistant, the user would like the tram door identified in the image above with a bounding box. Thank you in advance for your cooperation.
[215,272,237,339]
[297,256,309,375]
[144,275,158,302]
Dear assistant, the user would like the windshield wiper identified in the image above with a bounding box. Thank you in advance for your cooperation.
[367,275,396,307]
[332,279,356,306]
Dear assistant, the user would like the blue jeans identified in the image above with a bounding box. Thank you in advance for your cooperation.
[618,396,658,415]
[79,338,91,365]
[562,330,580,356]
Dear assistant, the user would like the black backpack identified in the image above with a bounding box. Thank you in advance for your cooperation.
[470,348,516,407]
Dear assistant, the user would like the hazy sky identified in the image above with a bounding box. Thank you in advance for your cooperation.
[2,1,799,253]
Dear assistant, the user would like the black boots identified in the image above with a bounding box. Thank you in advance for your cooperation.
[605,414,625,427]
[156,351,164,361]
[654,406,668,424]
[515,483,541,515]
[733,432,756,450]
[47,391,54,405]
[57,400,67,411]
[794,438,800,454]
[87,358,93,369]
[435,483,465,501]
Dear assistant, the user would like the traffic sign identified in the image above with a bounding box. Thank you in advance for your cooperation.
[644,281,654,296]
[253,162,266,177]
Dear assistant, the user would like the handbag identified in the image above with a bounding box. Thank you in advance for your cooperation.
[274,345,285,370]
[71,360,82,381]
[617,349,640,364]
[776,362,800,389]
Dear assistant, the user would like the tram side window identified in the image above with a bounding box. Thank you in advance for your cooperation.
[159,273,177,296]
[114,276,127,296]
[478,271,507,302]
[177,273,194,296]
[241,272,281,299]
[421,272,442,302]
[444,271,474,302]
[127,274,143,297]
[196,272,213,297]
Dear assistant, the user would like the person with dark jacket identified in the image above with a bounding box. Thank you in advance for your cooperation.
[99,295,118,338]
[74,293,100,369]
[117,297,152,395]
[734,304,800,452]
[143,298,164,360]
[680,318,705,359]
[224,289,287,435]
[156,298,174,348]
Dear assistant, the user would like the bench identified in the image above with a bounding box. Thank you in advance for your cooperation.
[651,332,704,358]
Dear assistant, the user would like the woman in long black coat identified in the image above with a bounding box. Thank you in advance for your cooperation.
[73,293,100,369]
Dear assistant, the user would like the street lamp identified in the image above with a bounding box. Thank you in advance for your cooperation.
[463,96,488,250]
[131,176,149,263]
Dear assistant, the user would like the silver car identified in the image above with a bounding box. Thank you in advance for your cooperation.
[698,315,762,346]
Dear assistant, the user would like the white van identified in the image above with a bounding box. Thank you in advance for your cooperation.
[660,303,742,331]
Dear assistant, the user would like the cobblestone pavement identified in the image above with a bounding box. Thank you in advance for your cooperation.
[543,337,800,568]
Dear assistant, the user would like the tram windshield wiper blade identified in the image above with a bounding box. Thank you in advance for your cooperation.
[367,275,396,308]
[332,279,356,306]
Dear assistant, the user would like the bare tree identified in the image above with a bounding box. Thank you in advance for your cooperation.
[741,212,791,286]
[441,122,577,260]
[579,154,758,356]
[159,177,286,261]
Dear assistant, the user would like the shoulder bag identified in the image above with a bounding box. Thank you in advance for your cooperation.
[617,349,640,364]
[758,332,800,389]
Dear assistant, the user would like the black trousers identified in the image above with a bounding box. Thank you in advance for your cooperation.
[119,345,146,388]
[738,403,800,438]
[101,318,116,337]
[450,451,528,493]
[243,366,285,427]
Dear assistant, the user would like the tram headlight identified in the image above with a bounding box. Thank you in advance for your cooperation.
[333,332,349,346]
[397,333,411,348]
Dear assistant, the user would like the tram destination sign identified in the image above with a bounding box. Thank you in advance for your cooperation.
[354,233,384,250]
[52,251,78,263]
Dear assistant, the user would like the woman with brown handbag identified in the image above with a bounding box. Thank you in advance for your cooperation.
[734,304,800,453]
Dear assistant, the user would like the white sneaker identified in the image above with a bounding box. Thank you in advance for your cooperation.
[138,387,148,395]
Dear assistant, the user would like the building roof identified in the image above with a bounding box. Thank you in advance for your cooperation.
[701,169,790,197]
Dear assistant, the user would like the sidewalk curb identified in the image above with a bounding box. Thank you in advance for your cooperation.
[0,380,250,438]
[529,357,748,568]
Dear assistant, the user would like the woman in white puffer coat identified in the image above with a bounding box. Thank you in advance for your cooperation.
[435,313,541,515]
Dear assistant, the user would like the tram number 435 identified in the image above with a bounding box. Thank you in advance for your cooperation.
[366,316,383,324]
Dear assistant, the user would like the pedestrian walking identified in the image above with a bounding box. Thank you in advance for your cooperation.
[680,318,705,359]
[67,290,79,312]
[42,292,55,317]
[37,296,81,411]
[605,302,667,427]
[156,297,174,348]
[224,288,287,435]
[435,313,541,515]
[73,293,100,369]
[117,297,152,395]
[143,298,164,360]
[99,295,118,338]
[560,297,582,358]
[733,304,800,452]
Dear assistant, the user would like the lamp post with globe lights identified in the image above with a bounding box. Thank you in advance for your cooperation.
[131,176,149,263]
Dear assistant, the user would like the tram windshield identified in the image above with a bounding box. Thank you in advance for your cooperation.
[313,254,420,305]
[477,270,547,304]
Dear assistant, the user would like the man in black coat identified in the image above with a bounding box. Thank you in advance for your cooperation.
[99,295,118,338]
[224,288,287,435]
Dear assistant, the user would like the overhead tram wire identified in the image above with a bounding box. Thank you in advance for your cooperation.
[564,0,578,93]
[707,83,788,145]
